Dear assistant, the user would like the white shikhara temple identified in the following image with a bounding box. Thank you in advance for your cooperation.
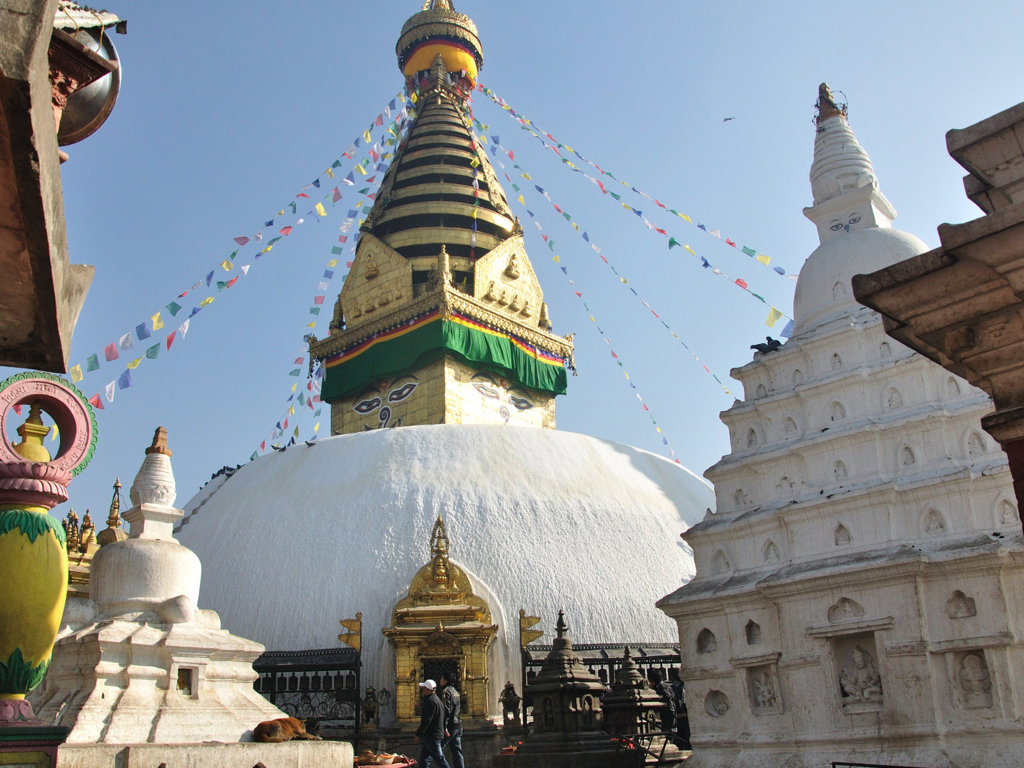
[658,86,1024,768]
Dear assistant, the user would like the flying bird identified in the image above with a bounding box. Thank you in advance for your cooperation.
[723,117,736,122]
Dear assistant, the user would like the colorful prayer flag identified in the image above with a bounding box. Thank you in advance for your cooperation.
[117,370,131,390]
[118,333,133,350]
[104,343,119,362]
[766,307,783,327]
[69,364,82,382]
[151,312,164,331]
[88,393,103,410]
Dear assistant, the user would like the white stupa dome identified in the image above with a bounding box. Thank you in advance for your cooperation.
[175,424,712,712]
[793,226,929,334]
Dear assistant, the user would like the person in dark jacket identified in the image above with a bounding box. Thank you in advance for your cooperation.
[415,680,451,768]
[437,673,464,768]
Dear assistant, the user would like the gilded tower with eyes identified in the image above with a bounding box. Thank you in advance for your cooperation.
[310,0,574,435]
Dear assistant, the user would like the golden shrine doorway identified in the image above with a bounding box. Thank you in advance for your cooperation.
[383,517,497,725]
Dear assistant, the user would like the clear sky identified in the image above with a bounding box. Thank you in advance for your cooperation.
[7,1,1024,520]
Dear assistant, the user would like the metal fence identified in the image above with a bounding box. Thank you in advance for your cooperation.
[253,646,361,733]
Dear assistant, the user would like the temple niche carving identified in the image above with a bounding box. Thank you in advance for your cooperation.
[382,517,496,725]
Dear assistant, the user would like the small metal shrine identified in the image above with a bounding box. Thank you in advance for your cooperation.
[601,648,667,737]
[383,517,496,725]
[512,611,617,766]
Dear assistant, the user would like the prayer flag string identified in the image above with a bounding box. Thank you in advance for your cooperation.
[71,97,406,409]
[473,108,791,329]
[477,82,799,289]
[475,128,735,397]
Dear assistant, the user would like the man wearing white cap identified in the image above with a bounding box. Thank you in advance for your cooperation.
[415,679,451,768]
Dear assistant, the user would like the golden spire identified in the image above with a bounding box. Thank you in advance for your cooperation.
[12,402,51,462]
[430,516,452,588]
[422,0,455,10]
[97,476,127,546]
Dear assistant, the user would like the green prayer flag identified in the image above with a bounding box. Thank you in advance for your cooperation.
[668,238,681,249]
[85,354,99,372]
[289,368,301,376]
[609,191,621,200]
[742,246,756,257]
[310,307,321,315]
[167,301,182,316]
[146,344,159,360]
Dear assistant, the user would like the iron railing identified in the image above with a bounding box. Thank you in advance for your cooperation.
[253,646,361,733]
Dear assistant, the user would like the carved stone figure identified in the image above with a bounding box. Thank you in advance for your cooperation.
[362,686,379,726]
[505,253,520,279]
[840,645,882,701]
[483,280,497,301]
[834,524,851,546]
[704,690,729,717]
[753,673,776,711]
[925,510,945,533]
[500,680,521,729]
[959,653,992,708]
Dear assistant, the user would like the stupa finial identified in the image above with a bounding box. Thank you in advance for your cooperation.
[815,82,846,124]
[146,426,172,456]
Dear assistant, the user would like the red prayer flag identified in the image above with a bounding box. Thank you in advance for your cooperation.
[338,236,348,244]
[726,239,737,247]
[104,343,119,362]
[314,296,325,305]
[735,278,748,289]
[297,193,310,199]
[294,357,304,365]
[507,150,514,160]
[280,226,293,236]
[233,236,250,245]
[226,277,238,288]
[88,394,104,410]
[260,441,265,451]
[166,330,177,350]
[375,114,384,126]
[332,187,342,202]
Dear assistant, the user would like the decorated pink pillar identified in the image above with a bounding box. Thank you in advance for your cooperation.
[0,371,96,765]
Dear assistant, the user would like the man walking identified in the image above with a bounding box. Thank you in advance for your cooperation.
[415,679,451,768]
[438,673,464,768]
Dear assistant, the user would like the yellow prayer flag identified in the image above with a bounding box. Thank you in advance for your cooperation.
[362,129,372,143]
[314,422,320,432]
[684,245,696,256]
[521,172,531,180]
[306,322,316,328]
[316,202,326,217]
[291,383,297,392]
[766,307,784,327]
[756,253,771,266]
[288,406,295,415]
[571,222,579,231]
[589,315,595,322]
[678,213,692,223]
[69,364,83,383]
[325,167,333,178]
[327,259,338,267]
[470,158,480,168]
[518,195,524,205]
[356,163,367,175]
[200,296,214,307]
[552,254,560,263]
[410,92,418,103]
[398,93,406,103]
[478,134,487,144]
[220,260,233,271]
[151,311,164,331]
[127,357,142,369]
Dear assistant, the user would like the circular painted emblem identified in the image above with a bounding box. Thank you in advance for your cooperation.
[0,371,97,476]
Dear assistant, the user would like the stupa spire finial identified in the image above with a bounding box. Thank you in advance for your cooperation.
[815,82,846,124]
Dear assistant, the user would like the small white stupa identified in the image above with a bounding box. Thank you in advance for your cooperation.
[30,428,299,746]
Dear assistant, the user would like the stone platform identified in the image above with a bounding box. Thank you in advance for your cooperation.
[58,740,353,768]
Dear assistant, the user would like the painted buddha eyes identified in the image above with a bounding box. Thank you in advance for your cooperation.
[473,382,500,399]
[354,396,382,414]
[509,395,533,411]
[388,381,419,402]
[830,213,863,232]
